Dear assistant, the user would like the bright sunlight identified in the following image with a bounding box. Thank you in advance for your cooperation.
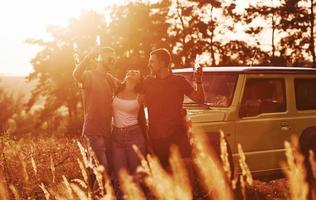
[0,0,123,76]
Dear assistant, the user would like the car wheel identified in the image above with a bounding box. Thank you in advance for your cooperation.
[299,127,316,183]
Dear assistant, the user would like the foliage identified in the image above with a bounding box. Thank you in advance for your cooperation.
[25,2,170,135]
[23,0,316,136]
[241,0,316,66]
[0,85,20,133]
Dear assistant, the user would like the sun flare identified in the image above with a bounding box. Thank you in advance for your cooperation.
[0,0,123,76]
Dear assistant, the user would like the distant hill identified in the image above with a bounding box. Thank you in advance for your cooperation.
[0,76,36,102]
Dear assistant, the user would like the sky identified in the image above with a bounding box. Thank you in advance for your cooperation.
[0,0,123,76]
[0,0,257,76]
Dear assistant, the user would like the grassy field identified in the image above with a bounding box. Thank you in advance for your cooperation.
[0,130,314,200]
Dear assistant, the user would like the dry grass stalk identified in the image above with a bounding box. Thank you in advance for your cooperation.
[191,128,233,200]
[77,141,89,168]
[119,169,146,200]
[309,150,316,179]
[0,171,9,200]
[102,173,117,200]
[134,144,193,200]
[72,179,88,189]
[18,154,29,183]
[143,155,176,200]
[239,174,247,200]
[39,182,50,200]
[46,186,67,200]
[220,130,232,181]
[132,144,150,173]
[169,146,192,200]
[237,143,253,200]
[62,175,74,199]
[53,193,68,200]
[31,156,37,176]
[70,183,88,200]
[50,156,56,183]
[77,140,115,199]
[238,144,253,185]
[282,139,309,200]
[88,148,100,168]
[92,165,105,196]
[77,158,88,183]
[9,184,21,200]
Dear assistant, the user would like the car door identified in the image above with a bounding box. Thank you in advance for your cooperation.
[291,75,316,138]
[235,74,290,174]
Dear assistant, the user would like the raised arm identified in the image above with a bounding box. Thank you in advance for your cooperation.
[106,72,121,90]
[186,67,205,104]
[72,47,98,83]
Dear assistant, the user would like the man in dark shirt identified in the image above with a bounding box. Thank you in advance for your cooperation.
[73,46,119,181]
[143,48,205,167]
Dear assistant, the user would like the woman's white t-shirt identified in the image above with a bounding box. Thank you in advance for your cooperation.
[112,96,140,128]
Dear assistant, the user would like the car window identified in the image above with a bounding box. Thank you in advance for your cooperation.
[295,79,316,110]
[176,72,238,107]
[240,79,286,117]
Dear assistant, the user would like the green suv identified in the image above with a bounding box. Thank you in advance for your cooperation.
[174,66,316,177]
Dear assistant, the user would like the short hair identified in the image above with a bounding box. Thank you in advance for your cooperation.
[101,47,115,54]
[150,48,171,68]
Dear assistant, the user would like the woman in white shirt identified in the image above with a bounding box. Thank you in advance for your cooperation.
[111,70,147,197]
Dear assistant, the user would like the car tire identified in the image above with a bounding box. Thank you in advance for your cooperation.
[299,127,316,184]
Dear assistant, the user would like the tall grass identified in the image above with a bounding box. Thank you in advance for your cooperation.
[119,169,146,200]
[309,150,316,180]
[237,143,254,200]
[282,137,309,200]
[9,184,21,200]
[0,132,315,200]
[50,156,56,183]
[39,182,50,200]
[137,145,192,200]
[220,130,232,181]
[191,128,234,200]
[0,169,10,200]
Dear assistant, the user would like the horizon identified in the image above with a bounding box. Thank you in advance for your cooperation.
[0,73,27,77]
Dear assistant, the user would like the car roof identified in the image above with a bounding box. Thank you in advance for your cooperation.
[172,66,316,74]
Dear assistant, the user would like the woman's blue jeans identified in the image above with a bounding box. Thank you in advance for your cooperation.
[111,124,146,198]
[111,124,146,177]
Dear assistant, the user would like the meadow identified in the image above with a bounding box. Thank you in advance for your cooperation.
[0,129,315,200]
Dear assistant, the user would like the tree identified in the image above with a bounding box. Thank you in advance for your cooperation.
[103,0,170,77]
[167,0,223,68]
[25,11,105,135]
[167,0,266,67]
[0,86,19,133]
[242,1,283,65]
[278,0,315,66]
[218,1,273,66]
[25,1,170,135]
[238,0,316,67]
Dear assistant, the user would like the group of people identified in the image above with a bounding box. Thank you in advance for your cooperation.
[73,47,205,197]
